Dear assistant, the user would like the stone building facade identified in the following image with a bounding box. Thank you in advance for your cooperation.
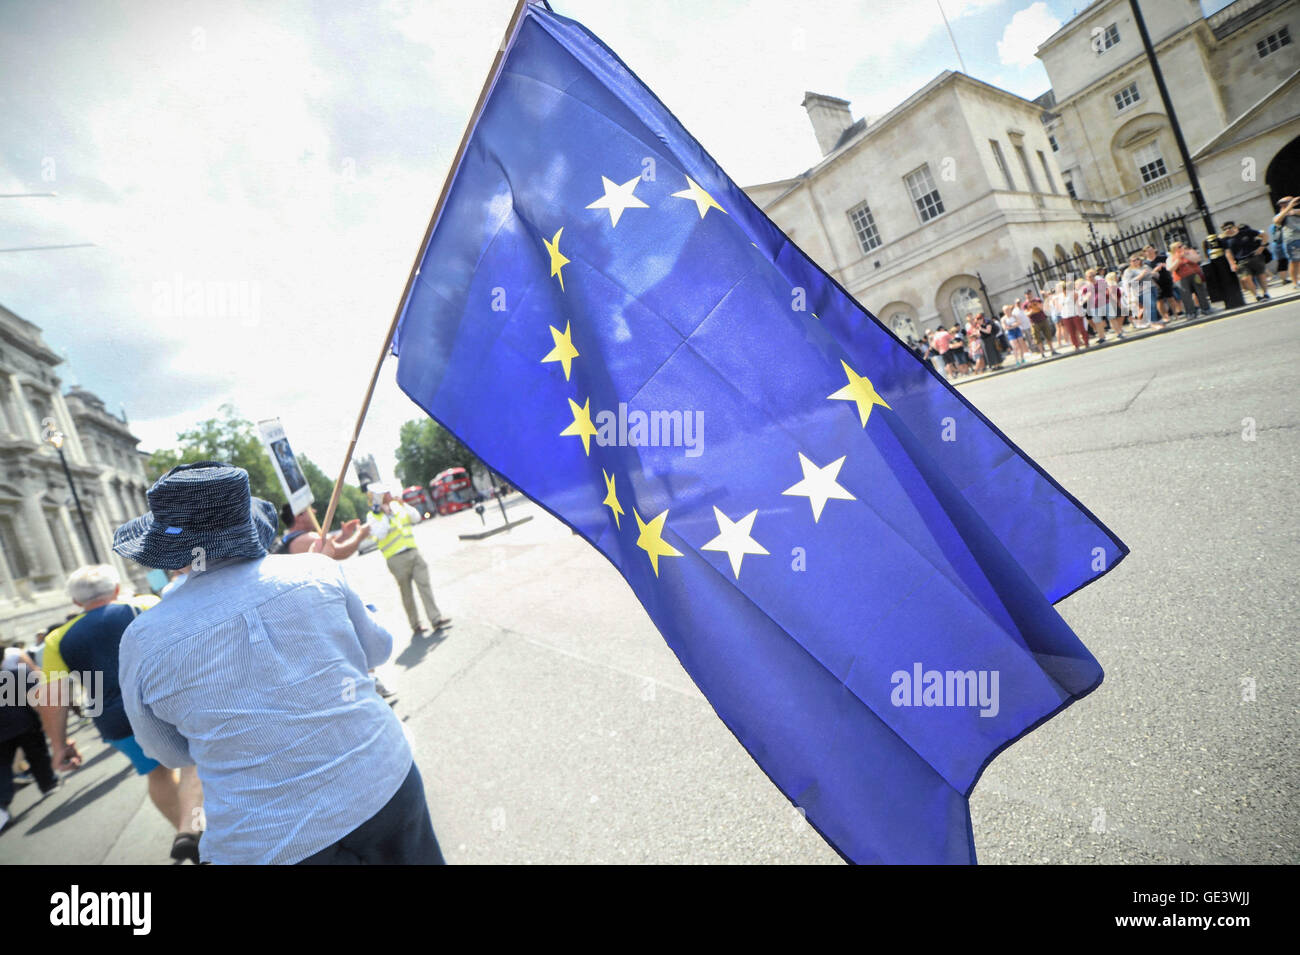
[1039,0,1298,238]
[0,303,150,642]
[743,0,1299,335]
[744,74,1095,335]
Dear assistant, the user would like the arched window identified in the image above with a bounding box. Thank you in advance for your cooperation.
[950,287,983,325]
[889,312,919,341]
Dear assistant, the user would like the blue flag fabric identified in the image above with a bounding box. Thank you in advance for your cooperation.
[393,5,1126,863]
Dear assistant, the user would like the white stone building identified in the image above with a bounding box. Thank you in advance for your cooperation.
[745,75,1098,335]
[1039,0,1298,237]
[1,303,150,642]
[743,0,1299,335]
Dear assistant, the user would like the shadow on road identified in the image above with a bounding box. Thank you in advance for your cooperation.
[394,628,448,670]
[28,764,134,834]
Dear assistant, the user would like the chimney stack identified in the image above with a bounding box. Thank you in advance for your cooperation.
[802,92,854,157]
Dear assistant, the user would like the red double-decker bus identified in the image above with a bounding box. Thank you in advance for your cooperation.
[402,485,432,519]
[429,467,475,515]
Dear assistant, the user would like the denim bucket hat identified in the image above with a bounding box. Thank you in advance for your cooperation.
[113,461,278,570]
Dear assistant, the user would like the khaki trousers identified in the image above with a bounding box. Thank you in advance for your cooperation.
[385,547,442,630]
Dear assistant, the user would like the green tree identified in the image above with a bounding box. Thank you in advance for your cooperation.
[147,404,280,503]
[147,405,370,531]
[394,418,482,488]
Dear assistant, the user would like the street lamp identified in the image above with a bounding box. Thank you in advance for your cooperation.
[43,425,100,563]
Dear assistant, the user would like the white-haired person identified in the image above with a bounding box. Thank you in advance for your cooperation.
[35,563,204,862]
[113,462,444,864]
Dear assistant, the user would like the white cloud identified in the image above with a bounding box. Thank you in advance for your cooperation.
[997,2,1062,69]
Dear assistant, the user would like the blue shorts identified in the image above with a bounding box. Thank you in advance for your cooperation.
[1006,327,1023,340]
[1284,236,1300,260]
[105,735,161,775]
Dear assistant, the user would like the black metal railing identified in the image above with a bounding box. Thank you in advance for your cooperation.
[1024,210,1193,293]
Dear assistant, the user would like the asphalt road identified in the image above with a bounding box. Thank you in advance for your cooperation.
[3,300,1296,865]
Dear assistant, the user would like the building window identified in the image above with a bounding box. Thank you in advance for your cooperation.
[1064,177,1078,200]
[1014,144,1040,192]
[1096,23,1120,53]
[889,312,919,342]
[1048,134,1059,152]
[905,165,945,223]
[847,201,882,252]
[1257,26,1291,58]
[950,287,983,325]
[989,140,1015,189]
[1113,82,1140,112]
[1037,151,1058,193]
[1134,142,1168,184]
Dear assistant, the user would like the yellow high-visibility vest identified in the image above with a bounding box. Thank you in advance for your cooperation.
[378,510,418,560]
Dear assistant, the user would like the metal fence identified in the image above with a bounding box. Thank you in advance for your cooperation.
[1024,210,1193,293]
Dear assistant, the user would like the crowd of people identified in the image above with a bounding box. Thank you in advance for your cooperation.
[1,464,453,864]
[911,202,1298,381]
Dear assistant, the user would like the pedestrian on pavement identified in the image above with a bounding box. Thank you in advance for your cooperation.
[277,503,370,557]
[365,485,452,638]
[1103,272,1127,339]
[1058,280,1088,352]
[33,564,205,863]
[1169,242,1212,319]
[1,645,59,834]
[113,461,445,864]
[930,325,955,379]
[1001,304,1028,365]
[1123,255,1157,328]
[1273,197,1300,289]
[1023,291,1056,357]
[1223,222,1272,302]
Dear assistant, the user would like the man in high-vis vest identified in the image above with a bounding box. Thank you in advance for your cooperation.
[365,486,452,637]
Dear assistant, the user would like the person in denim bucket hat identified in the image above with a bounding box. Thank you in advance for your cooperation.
[112,461,445,864]
[112,461,278,570]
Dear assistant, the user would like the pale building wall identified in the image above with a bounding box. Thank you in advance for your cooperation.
[1039,0,1299,235]
[749,75,1107,334]
[1,305,151,640]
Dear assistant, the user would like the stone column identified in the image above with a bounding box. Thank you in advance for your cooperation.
[59,507,89,566]
[22,495,63,586]
[0,528,17,601]
[50,390,88,464]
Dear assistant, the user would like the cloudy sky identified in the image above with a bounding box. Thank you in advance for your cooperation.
[0,0,1231,485]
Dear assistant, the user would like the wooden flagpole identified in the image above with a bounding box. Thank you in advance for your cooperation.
[317,0,536,538]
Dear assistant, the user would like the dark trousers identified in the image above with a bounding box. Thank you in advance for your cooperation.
[295,762,445,865]
[0,725,57,809]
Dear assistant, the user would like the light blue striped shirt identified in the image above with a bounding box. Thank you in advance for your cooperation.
[118,553,412,864]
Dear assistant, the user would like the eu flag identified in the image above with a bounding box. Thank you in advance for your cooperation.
[393,4,1126,863]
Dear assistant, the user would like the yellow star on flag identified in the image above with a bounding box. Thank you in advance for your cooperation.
[560,396,599,455]
[543,227,570,291]
[701,506,768,579]
[541,321,580,380]
[586,175,648,227]
[634,507,682,577]
[782,452,856,522]
[671,176,726,218]
[828,360,891,426]
[601,469,624,529]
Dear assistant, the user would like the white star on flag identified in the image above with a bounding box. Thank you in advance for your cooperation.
[700,506,769,578]
[782,452,856,522]
[586,175,648,227]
